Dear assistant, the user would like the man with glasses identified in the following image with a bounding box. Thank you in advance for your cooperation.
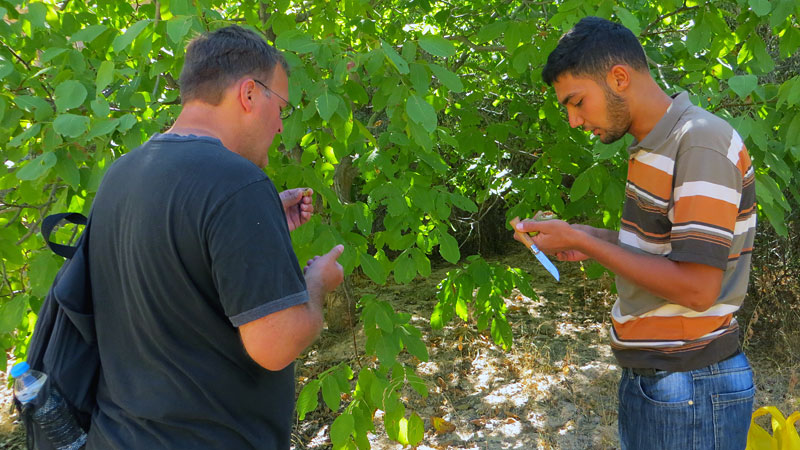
[85,25,344,449]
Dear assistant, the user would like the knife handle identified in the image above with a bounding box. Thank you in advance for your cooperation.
[510,217,537,249]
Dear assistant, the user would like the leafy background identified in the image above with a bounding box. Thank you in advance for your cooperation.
[1,0,798,448]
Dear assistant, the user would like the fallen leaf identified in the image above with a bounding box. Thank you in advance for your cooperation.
[432,416,456,434]
[470,417,487,427]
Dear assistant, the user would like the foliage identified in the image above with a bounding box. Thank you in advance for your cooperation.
[1,0,798,447]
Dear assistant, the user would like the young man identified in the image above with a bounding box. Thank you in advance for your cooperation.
[515,17,756,449]
[86,25,344,448]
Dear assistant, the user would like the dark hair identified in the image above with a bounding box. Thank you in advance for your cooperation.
[542,17,648,85]
[179,25,288,105]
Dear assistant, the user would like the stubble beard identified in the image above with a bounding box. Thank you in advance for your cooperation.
[599,87,632,144]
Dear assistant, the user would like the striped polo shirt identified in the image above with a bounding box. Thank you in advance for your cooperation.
[611,91,757,371]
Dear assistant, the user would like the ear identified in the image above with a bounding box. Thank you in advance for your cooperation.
[238,79,257,113]
[607,65,631,93]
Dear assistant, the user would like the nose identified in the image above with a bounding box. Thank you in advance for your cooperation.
[567,109,583,129]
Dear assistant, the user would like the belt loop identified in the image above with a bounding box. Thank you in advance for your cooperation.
[710,363,720,375]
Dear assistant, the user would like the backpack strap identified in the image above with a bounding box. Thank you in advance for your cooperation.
[41,213,88,259]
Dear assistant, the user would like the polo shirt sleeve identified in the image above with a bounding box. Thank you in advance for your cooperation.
[206,178,308,326]
[669,146,742,270]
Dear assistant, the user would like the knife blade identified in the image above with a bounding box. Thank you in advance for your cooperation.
[510,217,560,281]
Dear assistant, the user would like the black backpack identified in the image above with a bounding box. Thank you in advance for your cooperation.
[15,212,98,449]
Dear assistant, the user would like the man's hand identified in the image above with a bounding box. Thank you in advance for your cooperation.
[514,218,582,255]
[304,244,345,299]
[280,188,314,232]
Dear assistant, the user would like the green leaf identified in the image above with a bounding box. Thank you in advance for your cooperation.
[359,252,387,284]
[15,95,53,120]
[394,252,416,284]
[87,102,109,123]
[166,16,193,44]
[429,64,464,93]
[381,40,409,74]
[686,14,711,55]
[170,0,193,16]
[418,35,456,58]
[437,229,460,264]
[25,2,47,29]
[407,413,425,446]
[755,173,789,209]
[118,113,137,132]
[612,6,641,35]
[9,123,42,148]
[27,252,62,298]
[55,151,81,187]
[112,19,151,54]
[490,316,513,349]
[0,57,14,79]
[54,114,90,138]
[400,326,429,361]
[375,307,393,333]
[87,118,119,140]
[449,192,477,212]
[476,21,507,43]
[16,152,57,181]
[96,61,115,96]
[375,331,399,365]
[406,95,437,133]
[54,80,88,112]
[0,296,29,334]
[728,75,758,99]
[69,24,107,44]
[275,30,318,53]
[322,375,342,411]
[330,413,355,449]
[315,90,341,122]
[39,48,67,63]
[748,0,772,16]
[411,249,431,277]
[296,380,320,420]
[570,170,591,200]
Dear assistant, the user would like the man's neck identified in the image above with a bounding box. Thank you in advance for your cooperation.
[627,83,673,143]
[167,102,231,144]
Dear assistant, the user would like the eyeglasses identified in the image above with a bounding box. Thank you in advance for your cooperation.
[253,79,294,120]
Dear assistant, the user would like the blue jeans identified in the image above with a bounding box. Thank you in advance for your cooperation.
[618,351,755,450]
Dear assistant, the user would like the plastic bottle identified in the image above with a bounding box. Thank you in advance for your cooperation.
[11,362,88,450]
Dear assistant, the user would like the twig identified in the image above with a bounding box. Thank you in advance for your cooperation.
[0,40,32,71]
[0,260,13,299]
[16,185,60,245]
[343,281,362,370]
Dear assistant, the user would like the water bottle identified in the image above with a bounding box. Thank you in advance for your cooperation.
[11,362,88,450]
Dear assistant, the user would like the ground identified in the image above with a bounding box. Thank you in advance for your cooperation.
[2,248,798,449]
[290,248,800,449]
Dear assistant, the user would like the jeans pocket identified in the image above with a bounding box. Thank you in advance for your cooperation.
[636,371,693,407]
[712,385,755,450]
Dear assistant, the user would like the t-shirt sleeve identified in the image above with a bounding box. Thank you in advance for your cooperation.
[206,178,308,326]
[669,146,742,270]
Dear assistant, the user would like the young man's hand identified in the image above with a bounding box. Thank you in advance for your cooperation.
[279,188,314,231]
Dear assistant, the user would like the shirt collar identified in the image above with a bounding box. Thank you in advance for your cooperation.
[627,91,692,156]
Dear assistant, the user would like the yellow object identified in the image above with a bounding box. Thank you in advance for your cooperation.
[746,406,800,450]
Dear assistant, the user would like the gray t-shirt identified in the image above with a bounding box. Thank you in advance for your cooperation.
[86,134,308,449]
